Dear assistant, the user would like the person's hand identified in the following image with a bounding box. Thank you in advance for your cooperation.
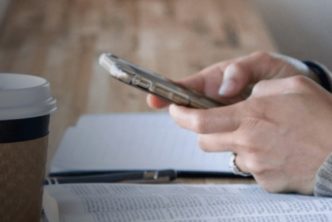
[147,52,317,109]
[169,76,332,194]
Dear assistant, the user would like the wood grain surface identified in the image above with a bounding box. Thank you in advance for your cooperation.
[0,0,276,184]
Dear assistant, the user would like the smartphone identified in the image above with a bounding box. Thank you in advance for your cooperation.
[98,53,222,109]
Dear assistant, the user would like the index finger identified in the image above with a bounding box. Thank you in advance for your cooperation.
[169,103,242,134]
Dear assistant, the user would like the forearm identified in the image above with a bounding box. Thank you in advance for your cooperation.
[314,153,332,197]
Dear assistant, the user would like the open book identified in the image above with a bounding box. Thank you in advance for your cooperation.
[44,183,332,222]
[51,113,232,175]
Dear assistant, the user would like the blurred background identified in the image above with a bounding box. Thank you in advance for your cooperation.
[1,0,331,68]
[254,0,332,70]
[0,0,331,163]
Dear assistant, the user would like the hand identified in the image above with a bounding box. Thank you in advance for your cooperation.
[147,52,316,109]
[169,76,332,194]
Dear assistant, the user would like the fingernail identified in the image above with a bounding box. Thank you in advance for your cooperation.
[218,79,237,96]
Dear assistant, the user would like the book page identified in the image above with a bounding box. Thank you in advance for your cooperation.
[45,184,332,222]
[51,113,232,174]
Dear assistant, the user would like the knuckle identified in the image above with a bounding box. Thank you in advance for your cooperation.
[250,51,272,61]
[197,136,207,150]
[287,75,311,91]
[251,80,269,95]
[237,118,266,144]
[237,134,255,147]
[244,116,264,133]
[245,99,265,118]
[249,51,280,72]
[245,158,265,175]
[197,136,212,152]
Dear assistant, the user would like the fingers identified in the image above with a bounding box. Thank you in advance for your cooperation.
[176,62,228,99]
[197,132,237,152]
[251,79,293,98]
[218,52,296,98]
[169,104,241,134]
[250,75,317,98]
[183,52,287,99]
[147,52,312,109]
[197,132,252,174]
[218,63,251,97]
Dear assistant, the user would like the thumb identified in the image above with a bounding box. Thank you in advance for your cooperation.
[218,52,288,97]
[218,63,251,97]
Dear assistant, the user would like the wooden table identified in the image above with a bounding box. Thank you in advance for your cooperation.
[0,0,275,184]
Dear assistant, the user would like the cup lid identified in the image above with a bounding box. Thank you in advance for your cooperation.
[0,73,57,121]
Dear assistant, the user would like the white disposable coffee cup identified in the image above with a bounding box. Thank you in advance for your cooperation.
[0,73,56,222]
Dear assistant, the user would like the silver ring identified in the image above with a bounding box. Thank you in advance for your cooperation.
[229,153,251,177]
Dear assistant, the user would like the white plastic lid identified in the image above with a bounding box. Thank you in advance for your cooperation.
[0,73,57,121]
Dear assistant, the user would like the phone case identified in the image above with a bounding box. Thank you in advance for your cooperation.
[99,53,222,109]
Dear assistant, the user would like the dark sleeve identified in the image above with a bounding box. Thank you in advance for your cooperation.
[303,61,332,92]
